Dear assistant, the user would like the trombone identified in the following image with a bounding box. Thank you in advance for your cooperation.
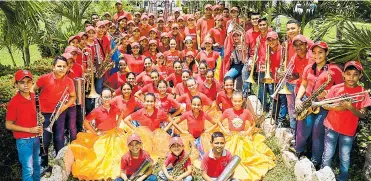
[45,87,69,133]
[271,57,294,99]
[311,90,371,107]
[245,36,261,84]
[261,42,274,84]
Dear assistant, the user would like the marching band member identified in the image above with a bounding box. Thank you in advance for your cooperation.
[195,37,220,70]
[181,36,198,59]
[184,15,197,50]
[106,58,129,90]
[113,0,132,24]
[148,13,156,27]
[165,61,183,87]
[118,33,131,54]
[215,76,234,112]
[196,4,215,50]
[206,15,226,56]
[139,15,152,37]
[163,39,183,72]
[226,7,240,31]
[199,69,222,101]
[169,23,184,51]
[32,56,76,172]
[158,32,170,53]
[143,40,159,64]
[183,51,198,75]
[113,72,140,97]
[114,82,143,120]
[321,61,371,181]
[136,57,160,86]
[176,78,213,111]
[156,80,183,118]
[194,61,208,85]
[139,36,149,53]
[6,70,41,181]
[173,70,191,98]
[135,70,171,102]
[122,42,146,74]
[220,31,244,83]
[295,41,343,168]
[117,15,128,33]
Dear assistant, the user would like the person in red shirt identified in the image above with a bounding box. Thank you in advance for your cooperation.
[136,57,159,87]
[207,15,226,56]
[165,61,182,87]
[173,70,191,98]
[83,88,121,135]
[117,134,157,181]
[133,12,141,26]
[129,27,141,43]
[176,16,186,37]
[217,91,255,134]
[144,40,158,64]
[148,28,159,42]
[123,42,146,74]
[226,7,240,31]
[321,61,371,180]
[163,39,183,72]
[295,41,343,167]
[6,70,42,180]
[194,61,208,85]
[123,93,173,132]
[117,16,128,33]
[159,137,192,181]
[113,72,140,97]
[196,37,220,69]
[156,18,167,35]
[139,36,149,53]
[156,52,169,77]
[113,83,143,123]
[184,15,198,50]
[126,20,135,35]
[215,76,234,112]
[135,70,171,102]
[181,36,198,60]
[105,58,129,90]
[199,69,222,101]
[113,0,132,24]
[169,23,184,51]
[176,78,213,111]
[158,32,170,53]
[139,15,152,37]
[183,51,198,75]
[32,56,76,170]
[196,4,214,49]
[156,80,183,118]
[118,33,131,54]
[148,13,155,26]
[201,132,235,180]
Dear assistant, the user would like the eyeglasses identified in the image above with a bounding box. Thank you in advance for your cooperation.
[172,27,179,30]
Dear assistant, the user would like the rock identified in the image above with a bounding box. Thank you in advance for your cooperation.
[294,158,315,181]
[41,165,68,181]
[41,146,73,181]
[261,118,277,137]
[312,166,335,181]
[275,128,293,151]
[282,151,298,168]
[364,144,371,181]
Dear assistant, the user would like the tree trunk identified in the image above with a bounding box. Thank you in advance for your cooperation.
[6,45,16,67]
[22,31,30,66]
[336,22,344,41]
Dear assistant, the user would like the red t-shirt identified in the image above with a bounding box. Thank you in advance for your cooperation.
[173,83,189,96]
[216,91,233,112]
[156,94,181,114]
[208,27,226,47]
[169,32,185,51]
[176,92,212,111]
[136,71,153,85]
[196,17,215,45]
[270,45,282,81]
[67,63,83,79]
[194,74,206,85]
[158,43,170,53]
[288,51,314,85]
[6,92,37,139]
[106,72,127,90]
[184,26,198,49]
[36,73,75,113]
[324,83,371,136]
[179,110,212,138]
[143,51,158,64]
[111,95,143,118]
[222,108,254,132]
[113,11,133,24]
[130,108,169,131]
[165,73,182,86]
[302,63,343,98]
[121,149,153,175]
[163,50,182,66]
[245,28,261,57]
[198,80,222,101]
[139,24,152,37]
[195,50,220,69]
[122,54,146,74]
[201,149,233,177]
[85,105,121,131]
[164,151,191,169]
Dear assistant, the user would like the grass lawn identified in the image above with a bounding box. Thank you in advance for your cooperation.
[0,45,41,66]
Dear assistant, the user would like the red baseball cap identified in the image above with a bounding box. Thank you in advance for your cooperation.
[15,70,33,81]
[132,26,140,32]
[78,31,88,38]
[148,13,155,18]
[103,12,111,16]
[205,4,213,9]
[310,41,328,51]
[177,16,185,21]
[344,61,363,71]
[267,31,279,39]
[96,21,105,28]
[62,53,73,60]
[141,15,149,20]
[134,12,141,16]
[117,15,127,22]
[186,51,195,57]
[156,52,164,58]
[127,134,142,145]
[169,137,184,147]
[231,7,239,12]
[171,23,179,29]
[85,26,96,33]
[68,35,81,44]
[160,32,169,38]
[157,18,165,23]
[293,35,307,43]
[187,14,195,21]
[127,20,135,25]
[149,40,157,45]
[115,0,122,5]
[64,46,79,54]
[131,42,140,48]
[139,36,148,42]
[149,28,157,33]
[204,37,213,44]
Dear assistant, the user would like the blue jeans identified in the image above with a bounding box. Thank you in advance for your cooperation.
[41,112,67,167]
[16,137,41,181]
[224,64,243,79]
[241,64,251,97]
[66,106,77,141]
[95,77,104,94]
[286,83,296,130]
[322,129,354,181]
[258,75,274,111]
[75,105,84,133]
[158,168,193,181]
[296,107,328,165]
[115,174,158,181]
[272,94,288,123]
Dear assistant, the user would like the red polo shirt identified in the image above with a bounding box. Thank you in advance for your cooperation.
[208,28,226,47]
[68,63,83,79]
[245,28,261,57]
[121,149,153,175]
[130,108,169,131]
[288,51,314,85]
[222,108,254,132]
[106,72,128,90]
[287,36,313,64]
[270,45,282,81]
[201,149,233,177]
[198,80,222,101]
[85,105,121,131]
[169,32,185,51]
[194,74,206,85]
[324,83,371,136]
[179,110,212,138]
[139,24,152,37]
[113,11,133,24]
[136,71,153,85]
[158,43,170,53]
[302,63,343,98]
[163,50,182,66]
[111,95,143,115]
[122,54,146,74]
[36,72,75,113]
[184,27,197,49]
[216,91,233,112]
[157,94,181,113]
[174,83,189,96]
[165,73,182,86]
[164,151,191,169]
[196,16,215,45]
[176,92,212,111]
[6,92,38,139]
[195,51,220,69]
[143,51,158,64]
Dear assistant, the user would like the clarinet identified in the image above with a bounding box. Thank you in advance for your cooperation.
[35,93,45,153]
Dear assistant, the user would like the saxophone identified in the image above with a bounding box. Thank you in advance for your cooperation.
[171,142,192,177]
[95,37,122,79]
[294,71,332,121]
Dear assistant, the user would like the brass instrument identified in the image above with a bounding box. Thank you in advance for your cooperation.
[228,18,248,64]
[74,78,86,122]
[95,37,122,79]
[245,36,261,84]
[94,43,102,65]
[261,43,274,84]
[311,89,371,107]
[294,71,332,121]
[171,142,192,177]
[271,56,294,99]
[84,48,100,99]
[45,87,69,133]
[216,155,241,181]
[129,159,151,181]
[35,94,45,153]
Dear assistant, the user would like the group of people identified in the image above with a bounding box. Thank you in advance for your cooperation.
[5,1,371,181]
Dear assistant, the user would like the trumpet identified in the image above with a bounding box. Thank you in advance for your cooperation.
[45,87,69,133]
[84,48,100,99]
[271,58,294,99]
[245,36,261,84]
[311,89,371,107]
[261,42,274,84]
